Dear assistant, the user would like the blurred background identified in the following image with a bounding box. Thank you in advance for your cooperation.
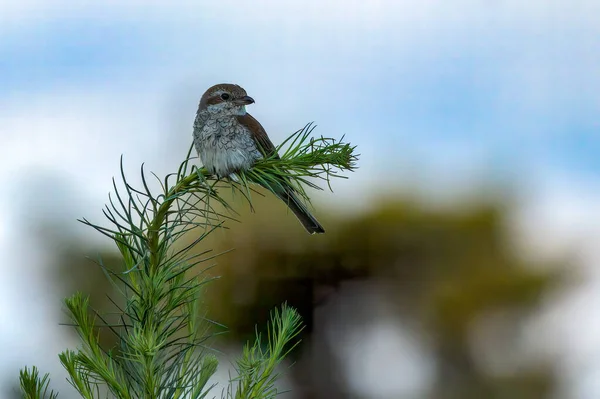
[1,1,599,398]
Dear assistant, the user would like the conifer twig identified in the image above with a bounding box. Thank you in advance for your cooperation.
[18,124,358,399]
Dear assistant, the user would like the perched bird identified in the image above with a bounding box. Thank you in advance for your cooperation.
[193,83,325,234]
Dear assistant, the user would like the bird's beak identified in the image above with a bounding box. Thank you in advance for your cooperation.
[233,96,255,106]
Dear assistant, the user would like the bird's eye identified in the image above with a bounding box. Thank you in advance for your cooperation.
[220,93,230,100]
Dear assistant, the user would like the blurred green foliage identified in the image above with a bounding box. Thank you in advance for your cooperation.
[57,192,563,398]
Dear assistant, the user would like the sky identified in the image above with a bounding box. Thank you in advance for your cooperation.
[0,0,599,397]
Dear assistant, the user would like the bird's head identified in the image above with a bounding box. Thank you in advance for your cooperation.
[198,83,255,116]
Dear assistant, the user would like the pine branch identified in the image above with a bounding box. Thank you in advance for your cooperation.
[228,305,304,399]
[19,367,59,399]
[18,124,358,399]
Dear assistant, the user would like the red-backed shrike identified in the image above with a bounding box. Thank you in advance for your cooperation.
[193,83,325,234]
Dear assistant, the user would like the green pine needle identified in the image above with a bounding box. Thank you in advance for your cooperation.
[18,124,357,399]
[229,304,304,399]
[19,367,59,399]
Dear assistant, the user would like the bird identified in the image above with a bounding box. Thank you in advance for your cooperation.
[193,83,325,234]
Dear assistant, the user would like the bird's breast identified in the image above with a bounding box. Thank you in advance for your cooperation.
[193,115,261,178]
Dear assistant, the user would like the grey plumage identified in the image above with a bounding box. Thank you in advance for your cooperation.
[193,110,261,178]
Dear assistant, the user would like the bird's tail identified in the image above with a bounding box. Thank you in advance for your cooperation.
[276,188,325,234]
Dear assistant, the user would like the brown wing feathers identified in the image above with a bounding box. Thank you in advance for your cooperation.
[236,114,278,158]
[236,113,325,234]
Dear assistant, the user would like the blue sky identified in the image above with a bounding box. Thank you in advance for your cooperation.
[1,1,600,397]
[1,0,598,185]
[0,21,149,90]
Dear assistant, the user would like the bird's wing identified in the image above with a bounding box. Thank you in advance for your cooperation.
[237,114,323,232]
[237,113,279,158]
